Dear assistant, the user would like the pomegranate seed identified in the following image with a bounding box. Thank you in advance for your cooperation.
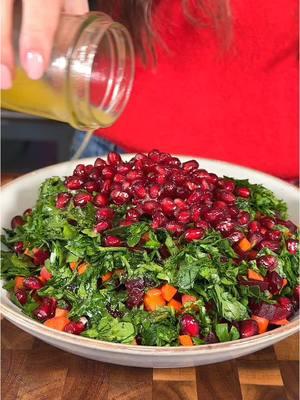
[65,176,84,190]
[267,271,283,295]
[15,289,28,305]
[34,297,57,321]
[247,232,264,247]
[88,167,102,181]
[101,179,112,194]
[111,190,130,205]
[278,297,294,318]
[174,198,188,210]
[184,228,204,242]
[85,165,94,175]
[96,207,115,221]
[148,149,161,162]
[227,231,245,243]
[93,194,108,207]
[13,241,24,254]
[266,230,282,241]
[33,249,50,266]
[235,187,251,198]
[238,211,250,225]
[23,276,43,290]
[175,186,190,199]
[228,206,240,218]
[257,255,278,271]
[190,206,202,222]
[73,164,87,178]
[172,172,186,185]
[94,221,111,233]
[126,170,143,182]
[117,163,131,174]
[94,157,106,168]
[23,208,32,217]
[64,321,86,335]
[104,236,122,246]
[208,173,218,184]
[195,220,209,230]
[126,208,140,221]
[213,201,227,209]
[11,215,25,229]
[248,221,261,233]
[182,160,199,172]
[203,208,224,224]
[239,320,258,338]
[165,221,184,236]
[219,179,236,191]
[113,173,126,184]
[56,192,71,209]
[192,169,210,182]
[161,183,177,198]
[149,184,161,199]
[84,181,99,193]
[102,166,115,180]
[107,151,122,165]
[119,219,134,227]
[132,182,147,199]
[176,210,191,224]
[216,190,236,204]
[73,192,93,207]
[180,314,200,337]
[167,157,181,167]
[215,221,235,236]
[260,217,275,230]
[258,240,281,252]
[161,198,176,215]
[187,190,203,205]
[286,239,298,255]
[142,200,159,215]
[185,181,198,191]
[152,211,167,229]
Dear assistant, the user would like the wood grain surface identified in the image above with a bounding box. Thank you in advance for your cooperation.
[1,174,299,399]
[1,320,299,400]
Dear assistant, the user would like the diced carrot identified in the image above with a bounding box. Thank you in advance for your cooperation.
[70,262,77,271]
[252,315,269,334]
[179,335,194,346]
[269,319,289,326]
[102,272,113,283]
[24,248,33,257]
[248,269,264,281]
[144,288,166,311]
[161,284,177,302]
[39,266,53,283]
[44,316,70,331]
[282,279,288,288]
[14,276,25,291]
[168,299,182,312]
[238,238,252,252]
[182,294,197,305]
[55,308,69,318]
[78,262,88,275]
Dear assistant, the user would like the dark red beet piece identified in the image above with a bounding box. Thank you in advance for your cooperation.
[180,314,200,337]
[239,319,259,338]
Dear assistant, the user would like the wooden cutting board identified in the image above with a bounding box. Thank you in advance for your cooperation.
[1,320,299,400]
[1,174,299,399]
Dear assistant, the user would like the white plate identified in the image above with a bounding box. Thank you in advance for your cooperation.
[1,155,299,368]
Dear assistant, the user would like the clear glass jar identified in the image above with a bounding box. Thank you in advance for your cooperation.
[1,11,135,130]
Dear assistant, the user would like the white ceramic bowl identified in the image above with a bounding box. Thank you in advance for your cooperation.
[1,155,299,368]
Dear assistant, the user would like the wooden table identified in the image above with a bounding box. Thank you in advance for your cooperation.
[1,175,299,400]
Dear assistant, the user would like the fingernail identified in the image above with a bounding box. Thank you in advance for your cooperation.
[1,64,12,89]
[24,51,44,80]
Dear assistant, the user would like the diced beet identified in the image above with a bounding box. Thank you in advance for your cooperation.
[23,277,43,290]
[238,277,269,291]
[64,321,86,335]
[266,271,283,295]
[257,255,278,271]
[180,314,200,337]
[15,289,28,305]
[239,319,259,338]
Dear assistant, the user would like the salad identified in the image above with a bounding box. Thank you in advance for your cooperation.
[1,151,299,347]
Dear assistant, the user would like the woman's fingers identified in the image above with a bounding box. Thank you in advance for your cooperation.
[1,0,14,89]
[19,0,63,80]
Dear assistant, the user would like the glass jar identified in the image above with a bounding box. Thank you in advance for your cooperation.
[1,11,135,130]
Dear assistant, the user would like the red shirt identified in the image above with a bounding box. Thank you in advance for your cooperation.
[95,0,298,178]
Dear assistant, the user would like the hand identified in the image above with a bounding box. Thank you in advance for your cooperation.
[1,0,89,89]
